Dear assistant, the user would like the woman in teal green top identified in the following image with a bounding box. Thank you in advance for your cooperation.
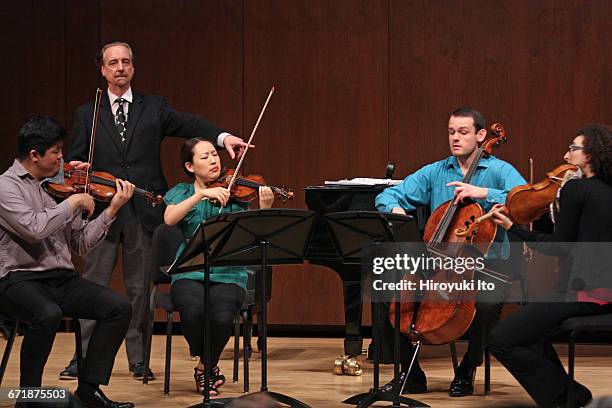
[164,138,274,396]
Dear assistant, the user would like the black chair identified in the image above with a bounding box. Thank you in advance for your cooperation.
[0,313,83,387]
[0,317,19,387]
[143,223,183,394]
[560,313,612,408]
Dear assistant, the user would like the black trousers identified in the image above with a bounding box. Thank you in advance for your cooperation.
[79,210,151,366]
[0,271,131,387]
[488,298,612,407]
[379,274,509,369]
[171,280,245,368]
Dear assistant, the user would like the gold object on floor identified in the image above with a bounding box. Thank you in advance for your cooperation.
[334,355,348,375]
[333,355,362,376]
[345,357,362,376]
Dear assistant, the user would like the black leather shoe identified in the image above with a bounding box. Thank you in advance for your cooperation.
[449,366,476,397]
[59,358,78,380]
[130,361,155,380]
[75,387,134,408]
[552,381,593,408]
[380,370,427,394]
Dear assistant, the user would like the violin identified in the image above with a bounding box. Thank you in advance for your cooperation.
[207,167,294,204]
[455,163,579,237]
[390,123,509,345]
[44,163,163,207]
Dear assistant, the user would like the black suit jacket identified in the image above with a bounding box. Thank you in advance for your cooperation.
[68,92,225,233]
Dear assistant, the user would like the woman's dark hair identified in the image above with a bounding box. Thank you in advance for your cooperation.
[577,123,612,186]
[180,137,215,178]
[17,116,66,160]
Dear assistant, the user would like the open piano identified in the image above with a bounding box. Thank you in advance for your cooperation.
[304,183,427,356]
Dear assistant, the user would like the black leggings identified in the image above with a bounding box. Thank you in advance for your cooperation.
[171,280,245,367]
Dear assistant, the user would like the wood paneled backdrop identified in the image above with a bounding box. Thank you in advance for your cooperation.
[1,0,611,327]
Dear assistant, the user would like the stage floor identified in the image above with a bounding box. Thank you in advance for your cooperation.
[2,334,611,407]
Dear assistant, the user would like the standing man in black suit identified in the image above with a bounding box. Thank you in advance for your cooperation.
[61,40,251,380]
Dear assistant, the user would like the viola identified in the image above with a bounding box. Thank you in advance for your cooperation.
[455,163,579,237]
[44,163,163,207]
[207,167,294,204]
[390,123,509,345]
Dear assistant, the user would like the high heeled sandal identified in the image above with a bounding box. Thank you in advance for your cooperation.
[211,365,226,387]
[194,367,219,396]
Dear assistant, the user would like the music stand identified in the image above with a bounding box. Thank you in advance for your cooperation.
[167,208,317,408]
[323,211,428,408]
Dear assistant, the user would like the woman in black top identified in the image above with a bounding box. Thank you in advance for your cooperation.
[488,124,612,408]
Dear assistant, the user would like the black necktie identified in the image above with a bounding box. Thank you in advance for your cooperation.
[115,98,127,143]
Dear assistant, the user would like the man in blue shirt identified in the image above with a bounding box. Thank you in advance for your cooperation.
[375,107,526,397]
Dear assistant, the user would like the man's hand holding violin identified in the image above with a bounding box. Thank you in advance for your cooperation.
[65,178,135,219]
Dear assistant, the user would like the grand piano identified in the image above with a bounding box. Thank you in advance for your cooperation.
[304,183,428,356]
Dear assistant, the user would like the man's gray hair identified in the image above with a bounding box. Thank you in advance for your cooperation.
[95,41,134,68]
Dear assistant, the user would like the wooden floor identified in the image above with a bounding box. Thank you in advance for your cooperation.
[2,333,612,407]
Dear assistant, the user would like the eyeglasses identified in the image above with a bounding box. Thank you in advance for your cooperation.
[568,144,584,152]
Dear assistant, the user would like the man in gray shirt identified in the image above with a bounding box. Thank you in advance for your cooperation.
[0,116,136,408]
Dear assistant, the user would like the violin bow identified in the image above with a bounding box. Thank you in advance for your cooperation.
[84,88,103,195]
[525,157,534,261]
[219,86,275,212]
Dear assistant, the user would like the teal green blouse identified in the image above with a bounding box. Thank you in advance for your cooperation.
[164,183,249,289]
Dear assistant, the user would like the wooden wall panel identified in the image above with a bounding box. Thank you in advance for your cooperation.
[65,0,101,131]
[389,0,612,180]
[243,0,389,324]
[1,0,612,327]
[0,0,68,170]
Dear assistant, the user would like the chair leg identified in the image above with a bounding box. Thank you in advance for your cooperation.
[567,330,577,408]
[164,312,173,395]
[484,347,491,395]
[244,308,252,393]
[74,319,83,388]
[450,342,458,374]
[233,311,240,383]
[143,287,157,385]
[0,321,19,387]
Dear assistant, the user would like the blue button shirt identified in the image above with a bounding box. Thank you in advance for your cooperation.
[375,155,526,259]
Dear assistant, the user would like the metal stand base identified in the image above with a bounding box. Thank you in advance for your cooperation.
[344,341,429,408]
[188,392,310,408]
[188,397,234,408]
[344,391,428,408]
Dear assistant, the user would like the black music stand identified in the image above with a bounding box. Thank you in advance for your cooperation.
[167,208,317,408]
[323,211,428,408]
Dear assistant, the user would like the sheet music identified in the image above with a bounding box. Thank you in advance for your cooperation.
[324,177,402,186]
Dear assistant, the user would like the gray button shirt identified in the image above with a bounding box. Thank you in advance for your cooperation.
[0,159,114,279]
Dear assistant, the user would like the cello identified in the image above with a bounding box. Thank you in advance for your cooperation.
[390,123,509,345]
